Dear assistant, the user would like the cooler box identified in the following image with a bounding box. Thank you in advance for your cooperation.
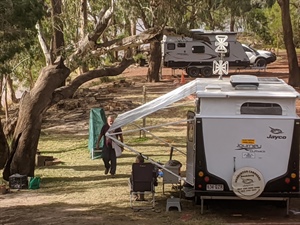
[9,174,28,189]
[163,160,182,183]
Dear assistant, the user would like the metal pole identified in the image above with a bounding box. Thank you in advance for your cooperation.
[142,85,146,138]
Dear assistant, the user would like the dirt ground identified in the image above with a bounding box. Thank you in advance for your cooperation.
[2,51,300,225]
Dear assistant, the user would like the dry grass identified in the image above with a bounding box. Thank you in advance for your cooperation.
[0,104,226,225]
[3,56,298,224]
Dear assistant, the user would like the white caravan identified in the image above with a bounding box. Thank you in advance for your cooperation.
[107,75,300,214]
[161,30,250,77]
[186,75,300,214]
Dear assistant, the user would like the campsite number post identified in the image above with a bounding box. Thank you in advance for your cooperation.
[213,35,229,80]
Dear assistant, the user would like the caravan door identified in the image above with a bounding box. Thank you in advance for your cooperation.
[186,111,196,186]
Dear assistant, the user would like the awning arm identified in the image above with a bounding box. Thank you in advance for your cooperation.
[132,123,186,156]
[106,134,192,185]
[109,118,193,136]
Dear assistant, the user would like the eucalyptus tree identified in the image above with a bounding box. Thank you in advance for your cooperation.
[1,0,162,180]
[125,0,173,82]
[0,0,44,170]
[289,0,300,47]
[0,0,44,110]
[277,0,300,86]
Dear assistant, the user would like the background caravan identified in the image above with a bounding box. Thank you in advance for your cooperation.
[161,30,250,77]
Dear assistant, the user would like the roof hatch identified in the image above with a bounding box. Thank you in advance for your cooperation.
[230,75,259,89]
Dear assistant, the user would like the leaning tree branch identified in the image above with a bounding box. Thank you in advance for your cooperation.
[47,25,162,107]
[36,22,52,65]
[93,26,162,54]
[67,2,115,71]
[50,50,134,105]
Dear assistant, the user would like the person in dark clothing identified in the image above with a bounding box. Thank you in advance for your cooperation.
[96,115,123,177]
[129,155,158,201]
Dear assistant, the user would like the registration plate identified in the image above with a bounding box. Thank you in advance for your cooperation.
[206,184,224,191]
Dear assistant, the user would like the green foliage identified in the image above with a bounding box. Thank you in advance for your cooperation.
[12,45,45,89]
[264,3,283,47]
[290,0,300,47]
[246,9,274,45]
[0,0,45,65]
[133,53,146,61]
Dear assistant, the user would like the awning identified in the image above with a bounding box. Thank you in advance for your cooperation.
[108,79,201,132]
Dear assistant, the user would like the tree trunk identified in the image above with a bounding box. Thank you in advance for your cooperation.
[80,0,89,73]
[51,0,64,57]
[277,0,300,86]
[51,0,65,87]
[3,58,70,180]
[7,75,19,104]
[0,75,3,114]
[230,14,235,32]
[0,121,9,169]
[147,36,162,82]
[4,75,8,122]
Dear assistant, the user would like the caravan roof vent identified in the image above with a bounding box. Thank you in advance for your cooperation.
[230,75,259,89]
[205,84,222,91]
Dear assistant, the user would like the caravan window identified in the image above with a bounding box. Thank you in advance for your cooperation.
[240,102,282,115]
[167,43,176,50]
[192,46,205,53]
[177,43,186,48]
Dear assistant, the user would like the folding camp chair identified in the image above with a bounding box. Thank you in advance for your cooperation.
[130,163,155,209]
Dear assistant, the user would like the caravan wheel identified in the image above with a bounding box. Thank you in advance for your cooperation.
[187,67,200,77]
[201,67,213,77]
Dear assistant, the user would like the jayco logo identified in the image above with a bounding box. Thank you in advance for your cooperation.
[267,127,286,140]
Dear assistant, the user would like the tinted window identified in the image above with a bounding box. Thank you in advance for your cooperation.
[192,46,205,53]
[241,102,282,115]
[167,43,176,50]
[177,43,186,48]
[243,46,251,52]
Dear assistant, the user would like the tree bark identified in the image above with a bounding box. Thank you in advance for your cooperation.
[7,75,18,104]
[51,0,64,57]
[277,0,300,86]
[3,58,70,180]
[0,75,3,114]
[147,33,162,82]
[0,121,9,169]
[230,14,235,32]
[80,0,89,73]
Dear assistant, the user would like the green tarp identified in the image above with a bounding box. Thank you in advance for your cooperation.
[88,108,106,159]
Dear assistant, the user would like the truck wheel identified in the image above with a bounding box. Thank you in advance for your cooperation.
[187,67,200,77]
[201,67,213,77]
[255,58,267,67]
